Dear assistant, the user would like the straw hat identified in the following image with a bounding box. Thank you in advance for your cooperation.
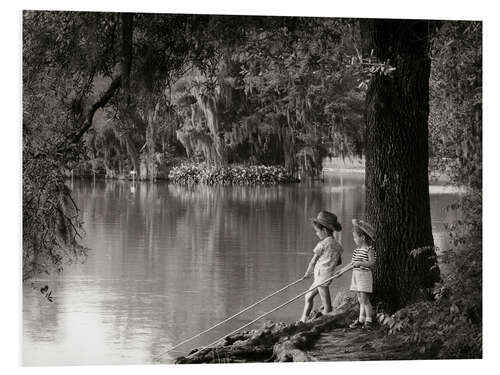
[352,219,375,241]
[312,211,342,232]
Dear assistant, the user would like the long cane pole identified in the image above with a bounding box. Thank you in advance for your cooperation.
[183,263,353,360]
[155,277,306,360]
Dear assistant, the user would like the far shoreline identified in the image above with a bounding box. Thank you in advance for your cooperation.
[69,156,465,193]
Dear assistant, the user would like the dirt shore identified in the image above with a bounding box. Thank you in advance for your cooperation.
[173,301,435,364]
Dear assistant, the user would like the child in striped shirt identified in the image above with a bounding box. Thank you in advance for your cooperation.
[349,219,376,329]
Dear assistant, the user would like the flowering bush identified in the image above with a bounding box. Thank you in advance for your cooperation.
[168,163,299,185]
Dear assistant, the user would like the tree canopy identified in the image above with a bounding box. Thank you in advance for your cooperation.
[24,12,367,180]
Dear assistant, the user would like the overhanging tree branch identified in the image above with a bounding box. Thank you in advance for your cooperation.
[58,13,135,154]
[62,74,122,151]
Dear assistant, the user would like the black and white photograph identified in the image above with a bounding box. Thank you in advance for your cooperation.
[6,0,496,372]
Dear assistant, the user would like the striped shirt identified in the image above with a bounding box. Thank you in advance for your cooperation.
[352,246,375,271]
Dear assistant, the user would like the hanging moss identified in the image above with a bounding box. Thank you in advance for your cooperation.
[176,129,218,163]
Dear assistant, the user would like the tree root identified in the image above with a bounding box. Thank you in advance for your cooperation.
[175,307,356,364]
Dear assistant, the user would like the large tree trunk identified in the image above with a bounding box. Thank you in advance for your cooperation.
[361,19,440,311]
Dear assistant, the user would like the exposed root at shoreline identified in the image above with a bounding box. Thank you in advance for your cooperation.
[174,306,357,364]
[173,300,443,364]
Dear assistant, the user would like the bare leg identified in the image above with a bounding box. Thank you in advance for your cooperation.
[357,292,366,323]
[363,293,373,322]
[300,287,318,322]
[318,286,332,314]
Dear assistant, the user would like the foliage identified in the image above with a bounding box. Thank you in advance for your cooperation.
[24,13,481,182]
[430,21,482,358]
[380,231,482,359]
[238,19,365,160]
[23,12,217,278]
[39,285,54,302]
[23,92,89,279]
[23,11,105,280]
[169,18,365,173]
[24,12,366,183]
[168,163,298,185]
[23,143,88,280]
[429,21,482,188]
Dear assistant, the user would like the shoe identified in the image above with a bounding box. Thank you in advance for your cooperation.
[363,321,373,330]
[349,319,363,329]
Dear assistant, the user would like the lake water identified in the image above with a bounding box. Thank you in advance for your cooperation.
[22,173,460,365]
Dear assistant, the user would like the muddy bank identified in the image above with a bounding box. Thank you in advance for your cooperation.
[174,310,354,364]
[174,302,437,364]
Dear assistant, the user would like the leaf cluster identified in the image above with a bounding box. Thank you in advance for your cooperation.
[429,21,482,189]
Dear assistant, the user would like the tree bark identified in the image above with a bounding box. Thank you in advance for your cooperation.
[361,19,440,311]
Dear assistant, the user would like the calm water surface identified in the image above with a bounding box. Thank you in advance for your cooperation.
[23,173,459,365]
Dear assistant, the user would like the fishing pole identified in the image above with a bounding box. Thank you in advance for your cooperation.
[155,276,306,361]
[183,263,353,360]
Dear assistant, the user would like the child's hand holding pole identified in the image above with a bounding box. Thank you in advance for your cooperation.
[302,253,319,280]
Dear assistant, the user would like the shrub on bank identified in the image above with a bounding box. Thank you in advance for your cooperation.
[376,192,482,359]
[168,164,299,185]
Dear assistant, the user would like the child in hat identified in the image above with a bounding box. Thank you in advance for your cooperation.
[349,219,376,329]
[300,211,344,322]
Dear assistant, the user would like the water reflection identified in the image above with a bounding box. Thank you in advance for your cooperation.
[23,173,459,365]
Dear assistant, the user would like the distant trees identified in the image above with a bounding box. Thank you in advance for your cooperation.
[24,12,367,181]
[172,17,365,174]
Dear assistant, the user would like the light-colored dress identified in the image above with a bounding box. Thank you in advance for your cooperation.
[312,236,343,287]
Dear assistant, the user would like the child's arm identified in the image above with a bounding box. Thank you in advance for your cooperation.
[352,247,375,269]
[303,254,320,279]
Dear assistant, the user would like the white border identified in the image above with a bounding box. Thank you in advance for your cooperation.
[5,0,490,19]
[3,1,499,374]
